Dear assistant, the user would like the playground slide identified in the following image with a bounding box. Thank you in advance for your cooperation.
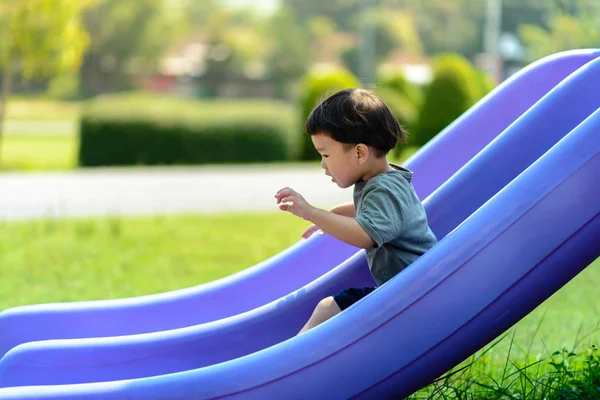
[0,49,597,360]
[0,75,599,400]
[1,54,599,390]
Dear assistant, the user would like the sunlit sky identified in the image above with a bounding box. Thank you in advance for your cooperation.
[224,0,280,14]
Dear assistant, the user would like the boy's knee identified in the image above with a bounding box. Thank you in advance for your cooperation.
[314,297,340,318]
[298,296,343,335]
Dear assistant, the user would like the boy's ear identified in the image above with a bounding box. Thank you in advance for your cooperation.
[356,144,369,164]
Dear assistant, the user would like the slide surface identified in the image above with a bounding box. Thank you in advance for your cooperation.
[0,49,597,360]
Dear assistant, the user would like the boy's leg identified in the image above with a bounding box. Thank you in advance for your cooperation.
[297,296,341,335]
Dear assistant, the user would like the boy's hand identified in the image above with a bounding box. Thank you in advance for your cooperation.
[275,187,315,222]
[302,224,324,239]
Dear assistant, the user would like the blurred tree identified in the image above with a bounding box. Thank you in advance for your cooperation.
[202,8,274,96]
[79,0,184,96]
[342,10,422,79]
[0,0,89,162]
[519,14,600,62]
[283,0,600,64]
[501,0,554,33]
[307,15,338,62]
[200,6,310,99]
[266,7,311,98]
[501,0,600,37]
[281,0,360,31]
[202,9,236,97]
[177,0,218,27]
[408,0,485,59]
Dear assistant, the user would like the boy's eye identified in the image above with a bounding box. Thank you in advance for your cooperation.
[322,155,329,158]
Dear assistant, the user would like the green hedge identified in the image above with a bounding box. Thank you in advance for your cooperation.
[373,86,418,156]
[375,70,423,153]
[79,94,297,166]
[298,67,361,160]
[474,68,497,99]
[378,69,423,110]
[413,53,481,147]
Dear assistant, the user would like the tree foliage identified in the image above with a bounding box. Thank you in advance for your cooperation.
[281,0,360,31]
[79,0,184,96]
[0,0,89,161]
[519,14,600,62]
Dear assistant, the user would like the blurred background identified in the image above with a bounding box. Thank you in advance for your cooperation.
[2,5,600,395]
[1,0,599,171]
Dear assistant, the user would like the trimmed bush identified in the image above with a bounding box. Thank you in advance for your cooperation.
[474,68,498,99]
[413,53,481,147]
[298,66,360,160]
[378,69,423,109]
[373,86,418,157]
[79,93,297,166]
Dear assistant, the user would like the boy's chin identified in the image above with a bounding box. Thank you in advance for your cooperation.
[333,180,351,189]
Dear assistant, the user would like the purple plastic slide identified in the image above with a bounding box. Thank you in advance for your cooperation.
[0,57,599,399]
[1,51,599,392]
[0,49,597,362]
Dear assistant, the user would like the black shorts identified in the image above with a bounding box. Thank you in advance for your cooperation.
[333,287,377,311]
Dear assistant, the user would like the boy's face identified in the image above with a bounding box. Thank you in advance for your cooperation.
[311,134,362,189]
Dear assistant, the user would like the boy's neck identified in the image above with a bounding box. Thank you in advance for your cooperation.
[360,158,393,182]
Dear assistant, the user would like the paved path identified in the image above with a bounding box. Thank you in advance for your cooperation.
[0,165,353,221]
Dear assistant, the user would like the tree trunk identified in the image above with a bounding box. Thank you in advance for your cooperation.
[0,61,14,165]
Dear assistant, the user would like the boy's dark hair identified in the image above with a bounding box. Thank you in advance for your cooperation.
[305,88,407,158]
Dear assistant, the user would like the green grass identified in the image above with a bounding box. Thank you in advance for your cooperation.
[0,213,308,309]
[409,260,600,399]
[0,213,598,398]
[0,135,78,171]
[412,338,600,399]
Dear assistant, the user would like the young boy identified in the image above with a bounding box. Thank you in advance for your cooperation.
[275,88,438,335]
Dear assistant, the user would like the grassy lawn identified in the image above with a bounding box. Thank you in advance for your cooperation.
[1,212,598,398]
[0,213,309,309]
[5,97,80,121]
[0,135,78,171]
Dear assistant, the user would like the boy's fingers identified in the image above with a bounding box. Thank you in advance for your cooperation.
[275,189,290,204]
[275,187,294,197]
[302,225,321,239]
[280,196,296,204]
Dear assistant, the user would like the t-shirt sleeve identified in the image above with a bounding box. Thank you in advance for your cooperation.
[355,186,405,248]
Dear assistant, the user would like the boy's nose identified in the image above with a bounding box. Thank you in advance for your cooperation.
[320,159,326,169]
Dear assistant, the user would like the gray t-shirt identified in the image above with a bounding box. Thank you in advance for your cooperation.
[354,164,438,286]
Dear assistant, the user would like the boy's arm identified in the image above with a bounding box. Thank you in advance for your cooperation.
[328,202,356,217]
[275,187,372,248]
[309,208,374,249]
